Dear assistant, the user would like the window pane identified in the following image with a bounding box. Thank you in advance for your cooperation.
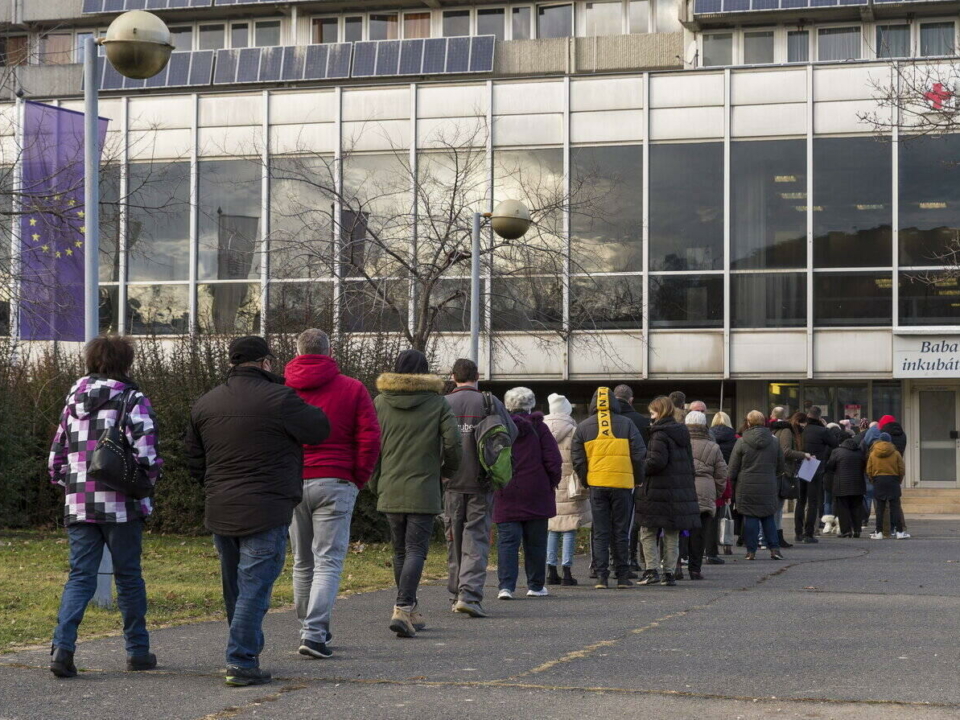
[702,34,732,67]
[75,33,94,64]
[312,18,339,45]
[270,156,336,279]
[650,275,724,328]
[431,278,481,332]
[127,285,190,335]
[813,138,892,268]
[655,0,681,33]
[169,26,193,52]
[198,160,262,282]
[3,36,29,66]
[899,274,960,326]
[231,24,249,48]
[731,273,806,328]
[744,31,774,65]
[900,135,960,266]
[405,13,432,39]
[370,14,399,41]
[876,25,909,59]
[99,286,120,334]
[629,0,649,34]
[443,10,470,37]
[818,27,861,62]
[255,21,281,47]
[872,382,902,421]
[787,30,808,63]
[490,277,563,331]
[571,145,643,272]
[99,167,121,283]
[921,22,955,57]
[40,34,72,65]
[537,4,573,39]
[198,283,261,335]
[650,143,723,271]
[584,2,623,37]
[342,154,411,277]
[344,17,363,42]
[269,281,334,334]
[513,7,532,40]
[571,275,643,330]
[731,140,806,269]
[814,272,892,326]
[477,9,506,41]
[128,161,191,282]
[342,280,408,333]
[199,24,226,50]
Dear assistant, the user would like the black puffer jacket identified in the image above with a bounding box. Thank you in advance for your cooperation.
[883,422,908,458]
[803,421,839,463]
[637,418,700,531]
[186,366,330,536]
[711,425,737,463]
[618,400,652,446]
[729,426,785,518]
[826,438,866,497]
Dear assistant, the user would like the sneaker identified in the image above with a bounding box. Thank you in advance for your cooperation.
[870,531,884,540]
[497,589,513,600]
[298,639,332,659]
[594,575,609,589]
[638,571,660,586]
[455,600,489,617]
[526,587,549,597]
[745,552,756,561]
[616,577,635,589]
[126,652,157,672]
[50,648,77,679]
[896,531,911,540]
[769,551,784,560]
[660,573,677,587]
[680,558,689,566]
[225,666,272,687]
[706,556,725,565]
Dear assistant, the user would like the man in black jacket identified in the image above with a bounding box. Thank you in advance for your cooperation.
[185,336,330,687]
[797,406,838,543]
[614,385,649,574]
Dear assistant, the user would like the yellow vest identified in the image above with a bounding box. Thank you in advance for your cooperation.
[584,387,634,489]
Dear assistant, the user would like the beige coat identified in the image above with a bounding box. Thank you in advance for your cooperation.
[688,425,728,517]
[544,412,592,532]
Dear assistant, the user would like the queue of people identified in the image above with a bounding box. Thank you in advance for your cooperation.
[45,332,910,686]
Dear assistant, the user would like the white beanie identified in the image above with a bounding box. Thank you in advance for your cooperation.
[548,393,572,416]
[504,386,536,413]
[685,410,707,427]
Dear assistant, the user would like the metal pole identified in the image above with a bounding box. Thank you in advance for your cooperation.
[470,211,481,364]
[85,37,114,609]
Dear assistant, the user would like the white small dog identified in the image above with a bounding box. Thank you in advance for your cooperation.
[821,514,839,535]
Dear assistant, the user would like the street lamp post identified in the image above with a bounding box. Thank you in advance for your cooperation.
[86,10,172,608]
[469,200,532,365]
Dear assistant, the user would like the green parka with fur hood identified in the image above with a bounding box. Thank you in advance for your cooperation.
[369,372,462,515]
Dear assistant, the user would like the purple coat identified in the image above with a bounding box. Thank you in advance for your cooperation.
[493,412,562,523]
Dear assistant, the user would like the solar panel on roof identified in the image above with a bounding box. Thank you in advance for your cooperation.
[693,0,880,11]
[353,42,377,78]
[101,59,126,90]
[124,75,146,90]
[103,0,125,11]
[167,0,189,7]
[751,0,778,9]
[283,46,308,81]
[327,43,353,78]
[123,0,146,9]
[214,49,239,84]
[189,50,215,85]
[260,47,283,82]
[146,0,166,8]
[144,58,169,87]
[399,39,424,75]
[422,38,447,74]
[446,37,471,74]
[82,0,103,13]
[303,44,329,80]
[165,51,191,85]
[469,35,495,73]
[236,47,262,83]
[376,40,400,76]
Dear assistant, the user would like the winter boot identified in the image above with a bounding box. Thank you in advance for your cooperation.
[411,604,427,630]
[561,566,578,586]
[50,647,77,679]
[777,530,793,548]
[546,564,562,586]
[389,605,417,638]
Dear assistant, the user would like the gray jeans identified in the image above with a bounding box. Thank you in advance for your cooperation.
[640,527,680,575]
[443,491,493,603]
[290,478,359,644]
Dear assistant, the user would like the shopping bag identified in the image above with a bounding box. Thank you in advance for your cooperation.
[718,505,735,547]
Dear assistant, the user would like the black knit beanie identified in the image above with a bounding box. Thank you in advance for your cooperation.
[394,349,429,375]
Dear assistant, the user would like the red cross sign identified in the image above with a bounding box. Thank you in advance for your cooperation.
[924,83,954,111]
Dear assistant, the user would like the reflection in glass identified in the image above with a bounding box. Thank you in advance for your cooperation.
[650,274,723,328]
[198,283,260,335]
[818,27,861,61]
[341,280,408,332]
[814,138,891,268]
[99,166,121,283]
[584,2,623,37]
[269,281,334,333]
[876,25,910,58]
[126,284,189,335]
[814,272,892,326]
[650,143,723,271]
[477,9,506,42]
[744,31,774,64]
[702,33,732,66]
[99,286,120,334]
[571,145,642,272]
[270,156,336,279]
[899,274,960,326]
[490,277,563,331]
[571,275,643,330]
[731,140,806,269]
[198,160,262,282]
[430,278,481,332]
[537,4,573,39]
[872,382,902,422]
[512,7,532,40]
[731,273,806,328]
[342,154,411,277]
[128,161,191,281]
[899,134,960,266]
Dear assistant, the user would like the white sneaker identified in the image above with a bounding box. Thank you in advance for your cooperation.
[870,531,884,540]
[896,531,911,539]
[497,589,513,600]
[526,588,549,597]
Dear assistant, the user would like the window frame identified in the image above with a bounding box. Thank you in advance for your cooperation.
[815,23,864,63]
[917,18,958,58]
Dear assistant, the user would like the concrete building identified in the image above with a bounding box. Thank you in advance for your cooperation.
[1,0,958,509]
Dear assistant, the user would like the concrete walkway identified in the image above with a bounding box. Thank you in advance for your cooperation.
[2,519,959,720]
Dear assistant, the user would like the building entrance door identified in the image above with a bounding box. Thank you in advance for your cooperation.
[917,388,960,487]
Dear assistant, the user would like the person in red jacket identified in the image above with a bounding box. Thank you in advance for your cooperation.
[285,329,381,660]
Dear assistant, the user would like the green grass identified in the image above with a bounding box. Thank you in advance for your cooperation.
[0,530,447,654]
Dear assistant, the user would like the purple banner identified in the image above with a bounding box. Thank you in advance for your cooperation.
[19,101,108,341]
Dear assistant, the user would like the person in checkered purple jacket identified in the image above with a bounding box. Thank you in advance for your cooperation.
[47,335,163,679]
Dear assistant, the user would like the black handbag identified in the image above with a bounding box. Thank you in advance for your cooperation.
[778,473,799,500]
[88,389,154,500]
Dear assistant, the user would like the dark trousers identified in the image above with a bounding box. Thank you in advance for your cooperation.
[53,520,149,656]
[213,526,287,669]
[496,518,548,592]
[835,495,863,535]
[386,513,435,607]
[743,515,779,553]
[687,511,712,573]
[704,510,720,558]
[590,487,634,579]
[794,476,822,538]
[875,498,904,534]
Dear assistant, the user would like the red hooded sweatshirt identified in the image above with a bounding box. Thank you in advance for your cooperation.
[285,355,381,489]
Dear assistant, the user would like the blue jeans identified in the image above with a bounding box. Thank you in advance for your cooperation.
[497,519,548,592]
[290,478,359,644]
[743,515,780,554]
[823,488,834,516]
[213,525,287,669]
[547,530,576,567]
[863,479,874,521]
[53,520,149,656]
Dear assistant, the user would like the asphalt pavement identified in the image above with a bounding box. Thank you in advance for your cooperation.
[2,518,959,720]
